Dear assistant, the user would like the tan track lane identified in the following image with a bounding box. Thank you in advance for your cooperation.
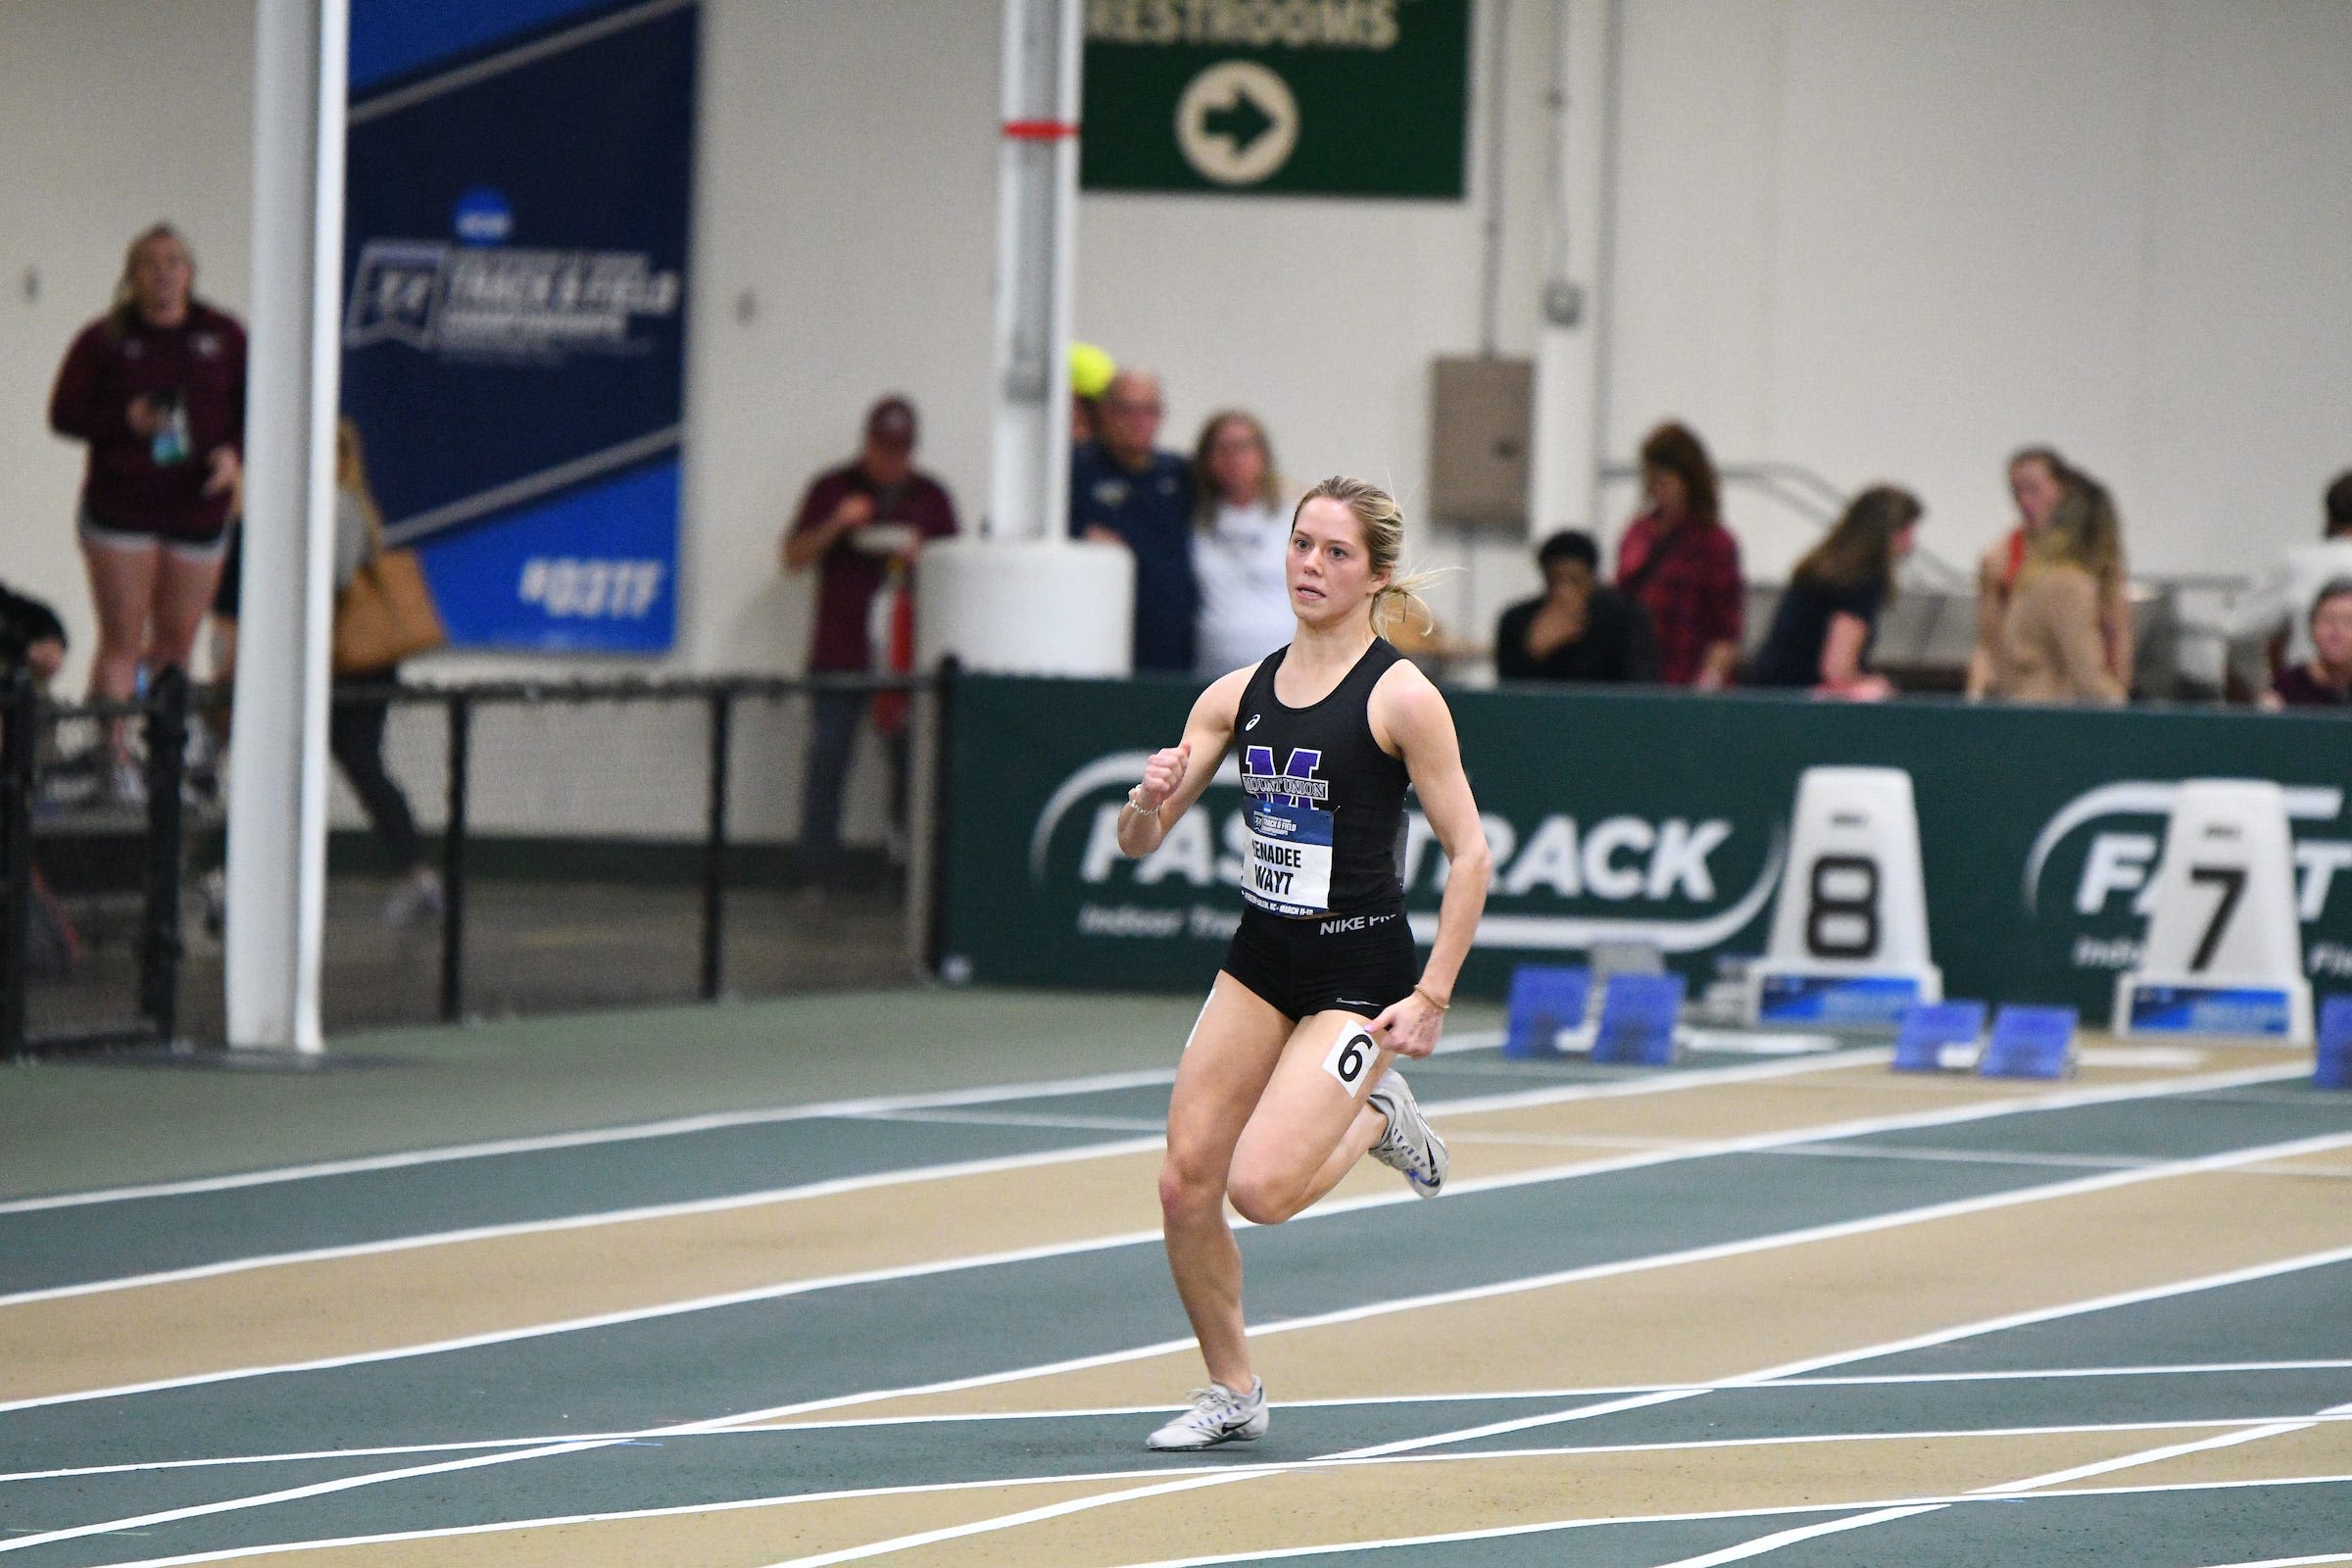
[152,1425,2260,1568]
[868,1426,2252,1568]
[2042,1418,2352,1492]
[812,1142,2352,1422]
[0,1057,2285,1401]
[139,1475,1145,1568]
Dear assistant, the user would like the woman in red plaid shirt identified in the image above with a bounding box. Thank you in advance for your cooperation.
[1614,421,1744,689]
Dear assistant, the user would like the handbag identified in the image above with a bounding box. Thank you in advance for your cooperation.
[333,507,445,675]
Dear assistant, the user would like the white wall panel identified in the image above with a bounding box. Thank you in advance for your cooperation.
[3,0,2349,825]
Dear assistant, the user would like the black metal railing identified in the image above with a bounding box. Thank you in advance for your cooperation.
[0,666,197,1057]
[2,668,941,1058]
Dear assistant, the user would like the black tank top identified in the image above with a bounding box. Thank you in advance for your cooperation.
[1234,638,1410,917]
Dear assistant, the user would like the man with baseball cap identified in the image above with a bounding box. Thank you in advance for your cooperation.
[782,395,958,890]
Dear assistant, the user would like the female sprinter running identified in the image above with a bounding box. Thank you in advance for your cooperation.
[1116,475,1492,1450]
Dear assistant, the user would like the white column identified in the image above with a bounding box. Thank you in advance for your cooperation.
[225,0,347,1053]
[1529,0,1617,542]
[986,0,1081,541]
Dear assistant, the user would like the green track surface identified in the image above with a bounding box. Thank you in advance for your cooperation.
[5,994,2343,1568]
[4,989,1396,1199]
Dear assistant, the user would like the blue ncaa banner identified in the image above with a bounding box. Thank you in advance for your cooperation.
[341,0,699,653]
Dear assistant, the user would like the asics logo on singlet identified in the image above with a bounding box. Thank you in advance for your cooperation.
[1245,713,1260,731]
[1242,746,1327,808]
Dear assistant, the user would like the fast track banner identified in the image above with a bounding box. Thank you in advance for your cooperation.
[944,675,2352,1015]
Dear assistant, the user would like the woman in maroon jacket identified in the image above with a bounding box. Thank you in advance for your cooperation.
[48,224,245,794]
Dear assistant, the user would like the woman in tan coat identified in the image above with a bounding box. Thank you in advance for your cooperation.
[1967,448,2132,698]
[1986,478,2130,705]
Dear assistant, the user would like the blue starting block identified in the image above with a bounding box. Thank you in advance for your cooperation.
[1978,1005,2078,1080]
[1891,1001,1987,1073]
[2317,996,2352,1090]
[1591,972,1686,1066]
[1503,965,1592,1058]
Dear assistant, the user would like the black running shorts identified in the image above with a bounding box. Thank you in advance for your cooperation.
[1220,902,1417,1022]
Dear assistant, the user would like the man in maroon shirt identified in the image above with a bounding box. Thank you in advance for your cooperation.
[781,397,958,888]
[47,224,245,795]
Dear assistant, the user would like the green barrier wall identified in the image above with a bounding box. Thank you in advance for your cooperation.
[944,674,2352,1013]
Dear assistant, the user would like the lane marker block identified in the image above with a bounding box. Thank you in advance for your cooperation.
[1892,1000,1987,1073]
[2317,996,2352,1091]
[1979,1005,2078,1080]
[1592,972,1685,1066]
[1503,965,1592,1059]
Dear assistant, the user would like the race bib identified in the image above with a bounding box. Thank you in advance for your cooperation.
[1241,745,1332,915]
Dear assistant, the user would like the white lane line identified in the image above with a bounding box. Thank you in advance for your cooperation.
[0,1229,1170,1416]
[0,1048,1881,1303]
[1739,1240,2352,1388]
[0,1067,1192,1214]
[1616,1421,2337,1568]
[0,1138,1161,1311]
[976,1473,2352,1568]
[0,1437,613,1558]
[1657,1410,2332,1565]
[22,1366,2352,1485]
[13,1090,2334,1554]
[2189,1557,2352,1568]
[6,1046,2261,1320]
[1646,1505,1951,1567]
[21,1413,2347,1491]
[716,1133,2352,1564]
[1974,1420,2319,1494]
[731,1172,2352,1565]
[63,1462,2352,1568]
[746,1406,2352,1568]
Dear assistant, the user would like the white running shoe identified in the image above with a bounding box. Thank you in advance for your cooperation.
[1367,1069,1448,1198]
[382,868,445,928]
[1146,1379,1269,1450]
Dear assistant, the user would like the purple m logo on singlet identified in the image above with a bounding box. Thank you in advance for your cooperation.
[1244,746,1325,809]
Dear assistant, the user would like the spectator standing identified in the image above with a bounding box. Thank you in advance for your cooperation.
[2264,578,2352,710]
[203,422,442,924]
[1614,421,1741,688]
[1191,411,1295,674]
[1968,448,2132,698]
[1750,486,1923,700]
[1071,368,1197,671]
[2225,471,2352,688]
[1985,478,2129,706]
[782,396,958,889]
[1494,530,1656,683]
[46,223,244,799]
[326,421,443,925]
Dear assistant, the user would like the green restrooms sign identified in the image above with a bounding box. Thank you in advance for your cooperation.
[1080,0,1471,197]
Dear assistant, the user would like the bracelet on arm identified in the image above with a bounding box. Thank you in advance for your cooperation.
[1412,983,1450,1012]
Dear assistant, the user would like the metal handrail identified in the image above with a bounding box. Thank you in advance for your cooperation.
[6,668,950,1055]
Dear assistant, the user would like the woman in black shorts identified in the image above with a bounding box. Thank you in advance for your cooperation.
[1116,475,1492,1450]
